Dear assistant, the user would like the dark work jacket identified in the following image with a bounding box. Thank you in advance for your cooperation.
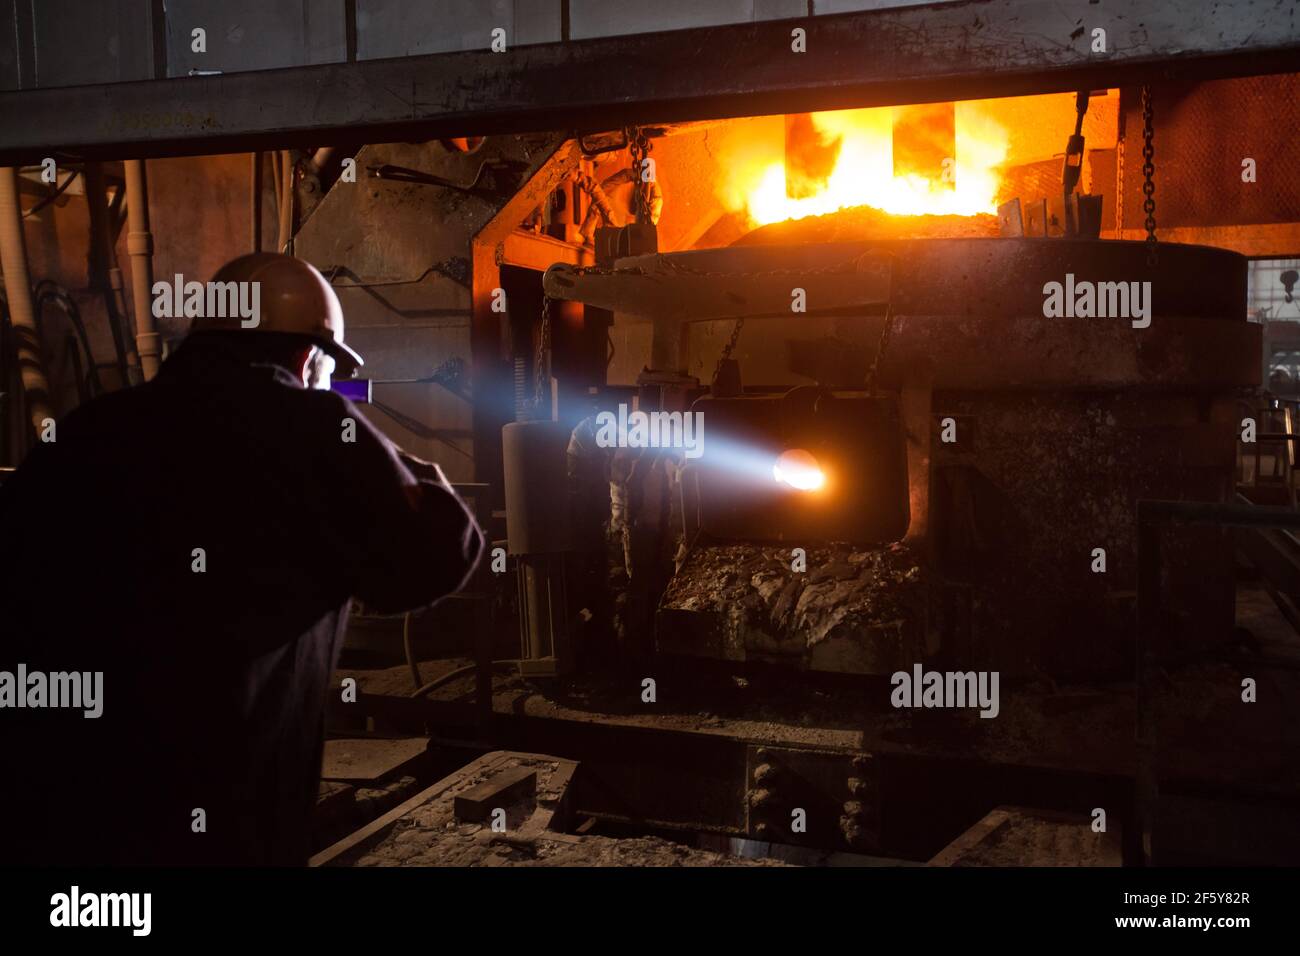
[0,339,483,865]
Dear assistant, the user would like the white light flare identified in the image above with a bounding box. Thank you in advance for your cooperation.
[773,448,825,492]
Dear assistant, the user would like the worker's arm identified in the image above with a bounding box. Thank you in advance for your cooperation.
[396,450,455,502]
[326,396,485,614]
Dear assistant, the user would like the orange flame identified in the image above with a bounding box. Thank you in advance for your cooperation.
[726,105,1009,226]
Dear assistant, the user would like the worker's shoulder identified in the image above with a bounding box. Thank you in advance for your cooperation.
[275,385,391,454]
[58,380,154,434]
[284,382,359,424]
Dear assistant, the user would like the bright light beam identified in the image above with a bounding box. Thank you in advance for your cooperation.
[773,448,825,491]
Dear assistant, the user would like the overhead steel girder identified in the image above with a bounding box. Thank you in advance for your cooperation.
[1,0,1298,165]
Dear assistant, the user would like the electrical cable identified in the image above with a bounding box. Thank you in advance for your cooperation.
[370,399,474,460]
[22,169,80,219]
[402,612,423,690]
[62,334,88,405]
[32,282,104,397]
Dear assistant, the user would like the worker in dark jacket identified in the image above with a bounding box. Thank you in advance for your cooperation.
[0,253,483,865]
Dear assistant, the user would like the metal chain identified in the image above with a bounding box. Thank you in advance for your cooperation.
[627,127,652,223]
[1141,85,1157,266]
[712,316,745,385]
[533,295,552,412]
[627,128,641,221]
[1115,115,1125,237]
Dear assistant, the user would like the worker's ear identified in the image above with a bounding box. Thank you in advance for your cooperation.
[306,347,336,390]
[294,347,315,387]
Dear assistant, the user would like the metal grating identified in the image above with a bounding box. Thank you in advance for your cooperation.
[1120,75,1300,230]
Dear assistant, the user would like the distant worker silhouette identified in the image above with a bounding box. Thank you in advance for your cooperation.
[0,253,484,865]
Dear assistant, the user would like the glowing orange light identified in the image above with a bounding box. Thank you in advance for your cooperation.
[723,105,1009,226]
[773,449,825,491]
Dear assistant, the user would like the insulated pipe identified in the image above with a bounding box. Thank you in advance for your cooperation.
[309,147,334,174]
[574,172,618,243]
[277,149,294,254]
[124,159,161,380]
[576,168,663,242]
[0,166,56,439]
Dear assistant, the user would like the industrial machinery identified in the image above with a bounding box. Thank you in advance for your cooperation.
[545,237,1255,681]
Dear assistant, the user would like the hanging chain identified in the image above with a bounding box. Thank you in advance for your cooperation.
[1115,114,1125,236]
[1140,85,1157,266]
[627,127,652,223]
[711,316,745,385]
[533,295,553,412]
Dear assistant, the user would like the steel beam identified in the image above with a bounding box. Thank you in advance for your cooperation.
[501,230,583,272]
[2,0,1299,164]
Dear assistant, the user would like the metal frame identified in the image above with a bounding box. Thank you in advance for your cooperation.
[331,689,1134,860]
[1135,499,1300,864]
[2,0,1299,164]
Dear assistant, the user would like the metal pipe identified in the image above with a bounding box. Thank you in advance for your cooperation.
[270,149,283,213]
[83,162,134,385]
[123,159,161,380]
[84,163,111,288]
[309,147,334,174]
[574,172,618,243]
[577,167,662,241]
[277,149,294,254]
[101,173,140,376]
[250,151,263,252]
[0,166,55,442]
